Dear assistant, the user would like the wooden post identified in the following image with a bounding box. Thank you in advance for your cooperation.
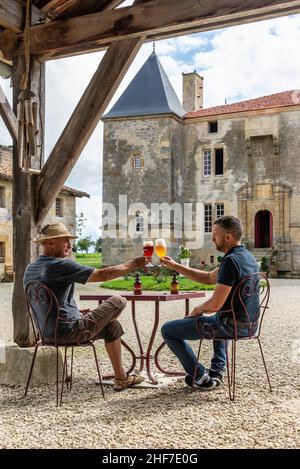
[12,55,45,347]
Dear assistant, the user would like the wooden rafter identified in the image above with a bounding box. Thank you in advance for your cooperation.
[0,0,45,33]
[0,82,18,141]
[1,0,300,59]
[44,1,125,20]
[35,35,145,225]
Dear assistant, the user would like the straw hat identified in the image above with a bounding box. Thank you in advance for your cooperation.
[34,222,77,243]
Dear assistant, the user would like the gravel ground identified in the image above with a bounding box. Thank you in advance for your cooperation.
[0,280,299,449]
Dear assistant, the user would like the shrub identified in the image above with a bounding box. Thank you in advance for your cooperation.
[156,276,164,284]
[178,245,192,259]
[260,256,270,273]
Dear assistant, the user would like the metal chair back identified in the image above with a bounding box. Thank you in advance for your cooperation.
[228,272,270,338]
[25,280,61,346]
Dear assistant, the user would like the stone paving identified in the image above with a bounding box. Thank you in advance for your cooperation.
[0,280,299,449]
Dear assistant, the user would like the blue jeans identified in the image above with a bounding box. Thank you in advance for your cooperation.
[161,314,249,379]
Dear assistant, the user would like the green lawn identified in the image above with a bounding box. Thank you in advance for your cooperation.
[76,253,102,269]
[101,276,215,292]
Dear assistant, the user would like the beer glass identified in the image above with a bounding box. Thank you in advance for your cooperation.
[143,240,154,267]
[155,239,167,260]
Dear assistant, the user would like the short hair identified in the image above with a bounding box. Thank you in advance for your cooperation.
[213,216,243,241]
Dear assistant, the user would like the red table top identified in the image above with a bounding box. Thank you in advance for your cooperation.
[80,292,205,301]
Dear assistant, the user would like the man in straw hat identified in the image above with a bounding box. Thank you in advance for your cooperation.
[24,222,146,391]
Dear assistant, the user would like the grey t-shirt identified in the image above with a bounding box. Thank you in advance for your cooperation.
[24,255,95,337]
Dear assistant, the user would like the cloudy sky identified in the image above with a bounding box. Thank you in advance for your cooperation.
[1,7,300,240]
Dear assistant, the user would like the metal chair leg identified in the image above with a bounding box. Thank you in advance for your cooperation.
[69,347,74,390]
[56,347,59,407]
[59,347,68,406]
[24,343,39,397]
[92,343,105,399]
[192,339,203,385]
[257,338,273,392]
[231,340,237,401]
[225,340,233,401]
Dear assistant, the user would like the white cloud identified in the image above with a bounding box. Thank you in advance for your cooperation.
[193,15,300,106]
[76,195,102,241]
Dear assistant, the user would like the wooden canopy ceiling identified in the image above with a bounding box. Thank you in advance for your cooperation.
[1,0,300,62]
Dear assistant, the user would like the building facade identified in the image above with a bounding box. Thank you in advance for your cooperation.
[0,145,89,281]
[102,52,300,278]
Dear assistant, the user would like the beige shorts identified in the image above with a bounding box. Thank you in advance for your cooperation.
[65,295,127,344]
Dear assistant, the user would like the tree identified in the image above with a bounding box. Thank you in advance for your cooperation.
[75,212,87,237]
[94,237,102,253]
[77,236,95,254]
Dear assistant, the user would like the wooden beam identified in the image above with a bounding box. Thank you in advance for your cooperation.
[1,0,300,59]
[35,35,144,225]
[48,0,300,60]
[12,55,45,347]
[46,1,125,20]
[0,0,45,33]
[0,82,17,141]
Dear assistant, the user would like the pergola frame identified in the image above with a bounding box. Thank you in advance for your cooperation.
[0,0,299,346]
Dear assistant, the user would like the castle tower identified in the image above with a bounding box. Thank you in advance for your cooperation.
[102,51,185,265]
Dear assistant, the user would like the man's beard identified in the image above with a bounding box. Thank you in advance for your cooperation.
[215,241,225,252]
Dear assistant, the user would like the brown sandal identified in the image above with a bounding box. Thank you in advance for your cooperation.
[113,373,144,391]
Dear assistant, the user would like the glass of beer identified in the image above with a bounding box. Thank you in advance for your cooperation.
[143,240,154,267]
[155,239,167,261]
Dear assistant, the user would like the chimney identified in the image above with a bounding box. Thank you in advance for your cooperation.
[182,72,203,112]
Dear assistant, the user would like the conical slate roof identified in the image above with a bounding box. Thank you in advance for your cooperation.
[104,52,185,119]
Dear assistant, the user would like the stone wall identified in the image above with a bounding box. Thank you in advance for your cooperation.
[0,145,13,167]
[183,116,247,265]
[102,115,184,265]
[102,107,300,276]
[184,108,300,277]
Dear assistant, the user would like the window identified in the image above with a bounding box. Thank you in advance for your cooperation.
[205,204,212,233]
[0,242,5,261]
[203,149,211,176]
[216,203,224,218]
[209,121,218,133]
[55,198,63,217]
[215,148,224,175]
[0,186,5,208]
[135,211,144,234]
[134,155,142,169]
[210,255,215,264]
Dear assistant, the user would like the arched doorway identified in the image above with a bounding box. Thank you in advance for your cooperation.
[255,210,273,248]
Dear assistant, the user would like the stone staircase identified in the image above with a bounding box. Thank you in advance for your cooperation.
[251,248,272,261]
[250,248,272,268]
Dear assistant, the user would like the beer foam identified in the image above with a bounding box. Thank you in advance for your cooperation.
[143,240,154,246]
[155,239,166,246]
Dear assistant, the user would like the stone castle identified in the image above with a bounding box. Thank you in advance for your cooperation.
[102,51,300,278]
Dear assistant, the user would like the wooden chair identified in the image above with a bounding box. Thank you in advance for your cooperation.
[24,281,105,406]
[193,273,272,401]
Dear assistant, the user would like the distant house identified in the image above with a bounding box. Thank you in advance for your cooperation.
[102,51,300,278]
[0,145,89,281]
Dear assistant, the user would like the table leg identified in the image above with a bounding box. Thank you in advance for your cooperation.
[154,301,187,377]
[145,301,160,385]
[131,300,145,373]
[185,299,189,316]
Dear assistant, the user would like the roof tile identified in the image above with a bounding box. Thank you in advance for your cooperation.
[185,90,299,119]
